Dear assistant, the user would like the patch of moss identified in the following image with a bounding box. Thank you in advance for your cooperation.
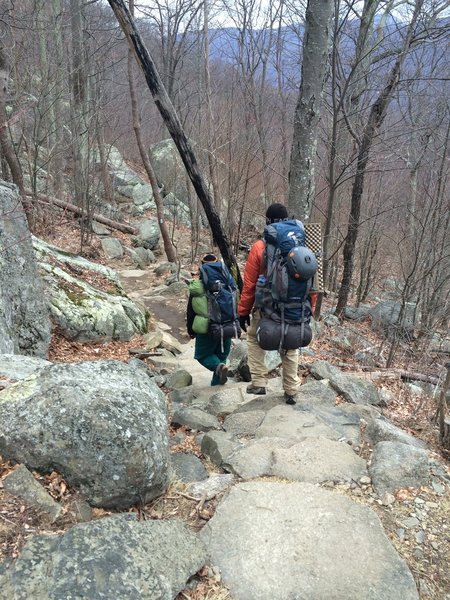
[59,282,89,306]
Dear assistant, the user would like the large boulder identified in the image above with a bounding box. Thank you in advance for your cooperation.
[0,361,169,508]
[135,218,160,250]
[34,238,147,342]
[309,360,381,405]
[0,182,51,356]
[370,300,417,338]
[201,481,419,600]
[149,139,189,205]
[0,515,206,599]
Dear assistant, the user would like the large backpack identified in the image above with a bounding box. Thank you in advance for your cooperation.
[255,219,317,351]
[199,260,241,345]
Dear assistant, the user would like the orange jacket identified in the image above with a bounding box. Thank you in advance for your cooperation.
[238,239,317,316]
[238,239,265,316]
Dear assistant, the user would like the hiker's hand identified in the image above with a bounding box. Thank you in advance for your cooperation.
[239,315,250,332]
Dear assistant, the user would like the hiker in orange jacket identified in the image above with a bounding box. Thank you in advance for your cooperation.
[237,203,317,404]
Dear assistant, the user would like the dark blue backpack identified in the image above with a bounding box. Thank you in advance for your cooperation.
[255,220,315,351]
[200,261,241,343]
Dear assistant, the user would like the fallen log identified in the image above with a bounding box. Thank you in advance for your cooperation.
[27,191,138,235]
[304,362,439,386]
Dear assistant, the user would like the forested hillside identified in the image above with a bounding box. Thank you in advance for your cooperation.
[0,1,450,597]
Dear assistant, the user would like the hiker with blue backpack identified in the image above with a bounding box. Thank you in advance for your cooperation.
[238,203,318,405]
[187,254,241,386]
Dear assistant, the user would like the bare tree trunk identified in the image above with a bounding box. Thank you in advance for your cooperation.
[335,0,423,317]
[51,0,66,198]
[203,0,221,212]
[288,0,333,221]
[128,0,176,263]
[70,0,90,249]
[107,0,242,288]
[0,50,32,222]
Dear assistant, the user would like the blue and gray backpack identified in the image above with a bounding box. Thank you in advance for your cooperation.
[255,219,317,351]
[200,260,241,346]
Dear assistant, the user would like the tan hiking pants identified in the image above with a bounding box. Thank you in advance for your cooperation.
[246,310,299,395]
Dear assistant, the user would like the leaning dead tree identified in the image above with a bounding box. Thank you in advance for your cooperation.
[106,0,242,288]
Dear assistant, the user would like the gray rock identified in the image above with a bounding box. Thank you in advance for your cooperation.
[170,453,208,483]
[169,386,198,405]
[40,261,147,342]
[68,499,93,523]
[224,437,295,478]
[3,465,62,522]
[91,221,110,235]
[330,332,353,351]
[131,246,155,267]
[0,361,169,508]
[310,317,322,338]
[149,139,190,205]
[322,312,340,327]
[296,379,337,405]
[0,514,206,599]
[370,441,429,495]
[100,237,124,259]
[166,369,193,389]
[154,262,178,276]
[127,358,154,378]
[301,403,362,445]
[166,271,192,285]
[370,300,416,338]
[0,354,51,380]
[33,242,147,343]
[0,182,51,356]
[354,351,377,367]
[265,350,282,372]
[402,517,420,529]
[125,247,146,269]
[271,437,367,483]
[227,341,280,377]
[172,407,220,431]
[159,331,183,355]
[310,360,381,405]
[405,382,424,396]
[132,183,153,206]
[159,281,189,297]
[226,340,248,376]
[223,410,265,436]
[255,405,341,442]
[163,192,192,225]
[365,418,427,449]
[206,387,248,417]
[201,481,418,600]
[187,474,234,500]
[111,166,143,187]
[344,305,371,320]
[135,218,160,250]
[201,431,242,467]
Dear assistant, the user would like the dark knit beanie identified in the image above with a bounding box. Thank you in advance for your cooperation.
[266,203,288,224]
[201,253,217,263]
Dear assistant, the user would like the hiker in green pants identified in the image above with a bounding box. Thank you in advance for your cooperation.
[187,253,238,386]
[193,332,231,386]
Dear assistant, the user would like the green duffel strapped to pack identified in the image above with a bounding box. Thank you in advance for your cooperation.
[189,280,209,334]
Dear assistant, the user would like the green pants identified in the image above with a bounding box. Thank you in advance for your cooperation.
[194,333,231,385]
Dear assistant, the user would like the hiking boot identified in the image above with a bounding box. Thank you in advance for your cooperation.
[216,363,228,385]
[284,393,297,405]
[246,385,266,395]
